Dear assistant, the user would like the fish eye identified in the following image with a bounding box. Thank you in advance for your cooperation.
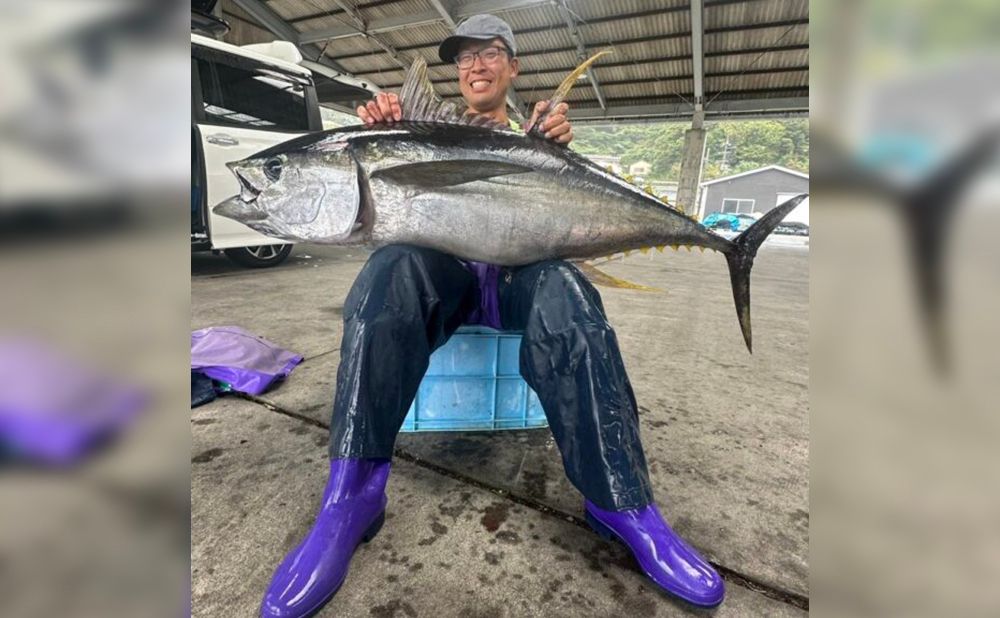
[263,157,283,182]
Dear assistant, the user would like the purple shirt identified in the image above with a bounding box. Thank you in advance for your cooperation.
[458,119,519,331]
[461,260,503,329]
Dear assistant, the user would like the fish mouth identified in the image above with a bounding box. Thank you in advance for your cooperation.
[213,195,268,222]
[234,168,262,203]
[227,161,264,203]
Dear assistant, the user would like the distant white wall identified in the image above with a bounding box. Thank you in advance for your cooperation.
[777,193,809,224]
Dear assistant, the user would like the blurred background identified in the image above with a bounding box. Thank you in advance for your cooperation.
[810,0,1000,616]
[0,0,998,616]
[0,1,190,617]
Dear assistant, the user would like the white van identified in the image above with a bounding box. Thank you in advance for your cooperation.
[191,33,321,267]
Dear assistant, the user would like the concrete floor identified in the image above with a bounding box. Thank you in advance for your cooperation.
[192,238,808,617]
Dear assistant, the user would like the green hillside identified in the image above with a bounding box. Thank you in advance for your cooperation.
[572,119,809,181]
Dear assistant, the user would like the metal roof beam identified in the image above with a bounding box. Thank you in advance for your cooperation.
[691,0,705,110]
[301,10,441,44]
[328,0,368,31]
[379,65,809,90]
[230,0,300,44]
[229,0,355,77]
[288,0,413,25]
[427,0,458,28]
[317,0,414,72]
[351,43,810,78]
[300,0,551,44]
[565,97,809,122]
[555,0,606,110]
[333,18,808,61]
[448,88,807,104]
[458,0,550,16]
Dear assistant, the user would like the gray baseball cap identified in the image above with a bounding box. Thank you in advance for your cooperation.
[438,14,517,63]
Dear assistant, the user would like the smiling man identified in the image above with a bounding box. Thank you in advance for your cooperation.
[357,14,572,141]
[259,15,724,618]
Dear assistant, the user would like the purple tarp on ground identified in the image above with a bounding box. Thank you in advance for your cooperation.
[0,339,147,465]
[190,326,303,396]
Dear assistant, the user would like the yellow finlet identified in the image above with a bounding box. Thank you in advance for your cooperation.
[639,247,649,255]
[697,246,705,253]
[656,245,665,253]
[671,245,679,251]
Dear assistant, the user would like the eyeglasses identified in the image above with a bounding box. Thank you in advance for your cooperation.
[455,47,510,69]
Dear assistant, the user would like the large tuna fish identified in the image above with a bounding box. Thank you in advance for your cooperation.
[215,54,807,353]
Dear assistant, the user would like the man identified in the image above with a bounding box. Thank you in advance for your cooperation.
[260,15,724,617]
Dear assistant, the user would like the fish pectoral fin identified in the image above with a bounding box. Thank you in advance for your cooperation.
[577,262,662,293]
[370,160,533,188]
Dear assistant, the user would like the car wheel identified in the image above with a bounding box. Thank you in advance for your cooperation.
[223,244,293,268]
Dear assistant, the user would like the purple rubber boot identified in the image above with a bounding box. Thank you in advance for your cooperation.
[584,499,725,607]
[260,458,390,617]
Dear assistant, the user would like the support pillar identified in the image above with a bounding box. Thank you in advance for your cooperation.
[676,109,706,217]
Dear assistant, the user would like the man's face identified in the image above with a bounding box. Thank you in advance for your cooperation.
[456,37,518,113]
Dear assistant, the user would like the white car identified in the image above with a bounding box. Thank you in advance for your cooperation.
[191,33,321,267]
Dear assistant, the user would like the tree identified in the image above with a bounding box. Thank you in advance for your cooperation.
[573,119,809,181]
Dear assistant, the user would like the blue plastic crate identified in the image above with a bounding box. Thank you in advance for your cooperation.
[400,327,547,432]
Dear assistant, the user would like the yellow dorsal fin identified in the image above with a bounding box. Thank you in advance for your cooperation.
[550,50,611,106]
[529,50,611,133]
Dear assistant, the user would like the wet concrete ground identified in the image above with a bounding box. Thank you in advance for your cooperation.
[192,238,808,616]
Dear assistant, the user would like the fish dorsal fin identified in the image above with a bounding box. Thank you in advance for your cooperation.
[529,50,612,135]
[398,57,514,131]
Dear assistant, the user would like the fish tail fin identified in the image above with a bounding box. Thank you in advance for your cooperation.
[528,50,611,135]
[724,194,808,353]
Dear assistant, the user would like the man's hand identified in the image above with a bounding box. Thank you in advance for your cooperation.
[357,92,402,126]
[527,100,573,145]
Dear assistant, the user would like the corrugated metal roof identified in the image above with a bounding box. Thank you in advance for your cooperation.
[706,0,809,29]
[573,0,691,22]
[359,0,433,21]
[218,0,808,120]
[706,48,808,74]
[706,25,808,56]
[497,4,566,35]
[221,3,277,44]
[377,22,454,49]
[582,11,690,46]
[266,0,330,21]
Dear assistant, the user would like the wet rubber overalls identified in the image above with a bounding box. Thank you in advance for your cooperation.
[326,244,654,511]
